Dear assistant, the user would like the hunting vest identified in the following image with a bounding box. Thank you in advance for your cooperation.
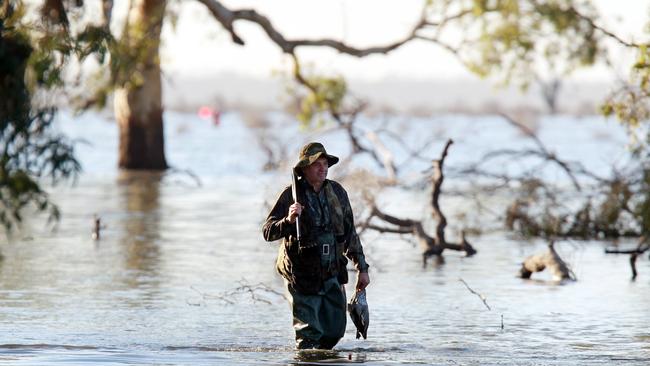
[276,179,349,294]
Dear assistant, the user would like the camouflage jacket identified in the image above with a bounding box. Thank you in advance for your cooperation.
[262,178,369,294]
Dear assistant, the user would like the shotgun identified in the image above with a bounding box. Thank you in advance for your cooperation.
[291,169,301,241]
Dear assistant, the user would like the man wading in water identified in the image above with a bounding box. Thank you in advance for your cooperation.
[263,142,370,349]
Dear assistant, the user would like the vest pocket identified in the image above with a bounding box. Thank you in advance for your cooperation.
[279,237,322,294]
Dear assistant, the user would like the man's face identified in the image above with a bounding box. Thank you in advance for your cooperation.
[302,156,329,186]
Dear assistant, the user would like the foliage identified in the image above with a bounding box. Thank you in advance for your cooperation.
[427,0,602,88]
[287,60,348,127]
[450,0,650,156]
[0,0,170,231]
[602,45,650,156]
[0,1,84,232]
[285,1,618,130]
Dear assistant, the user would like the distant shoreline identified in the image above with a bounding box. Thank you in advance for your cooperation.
[162,73,612,117]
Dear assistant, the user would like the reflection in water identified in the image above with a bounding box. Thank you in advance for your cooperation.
[116,170,163,294]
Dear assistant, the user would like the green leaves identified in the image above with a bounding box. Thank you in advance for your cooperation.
[285,57,349,127]
[297,75,347,126]
[75,25,113,62]
[602,45,650,155]
[0,1,81,233]
[462,0,601,87]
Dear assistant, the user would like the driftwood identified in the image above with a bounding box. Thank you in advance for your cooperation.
[518,241,576,281]
[364,139,476,265]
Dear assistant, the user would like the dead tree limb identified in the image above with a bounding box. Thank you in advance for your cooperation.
[376,128,437,164]
[500,113,582,191]
[196,0,472,57]
[364,139,476,265]
[605,236,648,280]
[431,139,453,245]
[605,236,649,254]
[518,241,576,281]
[366,131,398,183]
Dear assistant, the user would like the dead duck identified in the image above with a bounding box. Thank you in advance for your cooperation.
[347,289,369,339]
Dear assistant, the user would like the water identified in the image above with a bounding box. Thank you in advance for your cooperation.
[0,111,649,365]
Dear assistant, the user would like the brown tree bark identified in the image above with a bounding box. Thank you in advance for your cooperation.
[114,0,168,170]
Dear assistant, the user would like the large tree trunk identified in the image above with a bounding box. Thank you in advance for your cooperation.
[114,0,168,170]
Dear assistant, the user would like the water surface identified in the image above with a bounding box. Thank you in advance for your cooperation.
[0,112,648,365]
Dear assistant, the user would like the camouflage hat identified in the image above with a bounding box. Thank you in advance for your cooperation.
[294,142,339,169]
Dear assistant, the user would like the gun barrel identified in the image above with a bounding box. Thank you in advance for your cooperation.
[291,171,301,240]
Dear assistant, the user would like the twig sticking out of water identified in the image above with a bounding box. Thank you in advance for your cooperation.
[459,278,491,311]
[189,280,287,306]
[231,279,288,304]
[190,286,234,305]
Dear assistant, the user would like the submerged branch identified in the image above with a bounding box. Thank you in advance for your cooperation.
[459,278,491,311]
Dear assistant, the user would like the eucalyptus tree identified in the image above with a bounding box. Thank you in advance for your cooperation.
[1,1,84,230]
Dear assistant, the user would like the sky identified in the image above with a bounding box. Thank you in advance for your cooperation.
[156,0,650,82]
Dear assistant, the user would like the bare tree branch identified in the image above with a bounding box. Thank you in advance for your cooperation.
[431,139,453,244]
[365,224,413,235]
[500,113,582,191]
[605,236,649,254]
[371,205,417,228]
[196,0,435,55]
[364,139,476,263]
[561,3,641,48]
[459,278,491,311]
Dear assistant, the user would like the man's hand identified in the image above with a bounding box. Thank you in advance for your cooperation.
[287,203,303,224]
[355,272,370,291]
